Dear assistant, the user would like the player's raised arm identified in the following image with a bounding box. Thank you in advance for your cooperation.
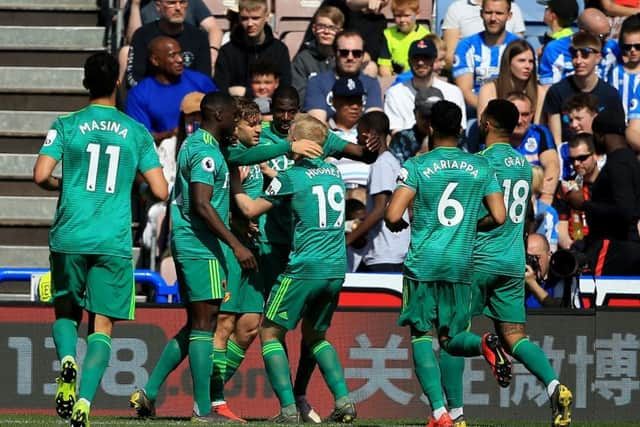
[478,191,507,231]
[141,167,169,201]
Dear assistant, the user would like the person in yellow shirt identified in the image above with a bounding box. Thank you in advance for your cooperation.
[378,0,430,76]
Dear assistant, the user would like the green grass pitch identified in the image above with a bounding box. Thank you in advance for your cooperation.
[2,415,640,426]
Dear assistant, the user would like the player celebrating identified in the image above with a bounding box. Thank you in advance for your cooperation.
[385,100,506,427]
[233,113,357,423]
[33,52,168,427]
[441,99,573,427]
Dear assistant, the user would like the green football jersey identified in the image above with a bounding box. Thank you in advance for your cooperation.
[260,122,349,245]
[39,104,160,257]
[171,129,230,260]
[398,146,501,284]
[474,143,532,277]
[263,158,347,279]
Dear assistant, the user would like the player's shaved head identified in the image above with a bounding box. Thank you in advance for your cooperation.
[484,99,520,135]
[578,8,610,39]
[272,85,300,107]
[83,52,119,99]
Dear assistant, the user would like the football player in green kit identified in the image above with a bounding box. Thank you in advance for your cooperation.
[438,99,574,427]
[233,113,357,423]
[385,100,506,427]
[33,52,168,427]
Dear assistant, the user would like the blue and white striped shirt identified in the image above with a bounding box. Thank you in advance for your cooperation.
[452,31,520,93]
[607,63,640,121]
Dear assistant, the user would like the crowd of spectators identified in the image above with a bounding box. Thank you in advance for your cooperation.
[116,0,640,304]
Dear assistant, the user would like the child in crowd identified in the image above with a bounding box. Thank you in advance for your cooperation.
[249,60,281,120]
[378,0,431,77]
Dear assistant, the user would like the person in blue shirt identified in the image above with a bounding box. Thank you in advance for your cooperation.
[126,36,216,144]
[452,0,520,111]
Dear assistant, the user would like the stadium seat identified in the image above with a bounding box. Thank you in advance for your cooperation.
[281,30,305,59]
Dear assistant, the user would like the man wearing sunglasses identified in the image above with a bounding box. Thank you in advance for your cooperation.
[542,32,624,149]
[609,14,640,151]
[564,109,640,275]
[305,31,383,123]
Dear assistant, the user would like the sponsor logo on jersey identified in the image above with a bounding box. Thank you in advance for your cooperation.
[201,157,215,172]
[43,129,57,147]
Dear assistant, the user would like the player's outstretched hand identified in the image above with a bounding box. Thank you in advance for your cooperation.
[386,217,409,232]
[234,244,257,270]
[365,133,382,153]
[292,139,323,158]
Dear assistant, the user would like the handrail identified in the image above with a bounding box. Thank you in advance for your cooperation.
[0,267,179,304]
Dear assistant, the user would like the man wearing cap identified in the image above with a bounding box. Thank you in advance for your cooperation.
[452,0,520,111]
[385,37,466,134]
[126,36,216,145]
[388,88,442,164]
[565,109,640,275]
[304,31,383,123]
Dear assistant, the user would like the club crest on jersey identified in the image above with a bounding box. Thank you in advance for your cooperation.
[265,177,282,195]
[525,137,538,153]
[452,55,460,67]
[43,129,57,147]
[201,157,215,172]
[631,98,639,112]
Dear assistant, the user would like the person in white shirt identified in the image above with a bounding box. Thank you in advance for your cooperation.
[384,38,466,134]
[442,0,526,67]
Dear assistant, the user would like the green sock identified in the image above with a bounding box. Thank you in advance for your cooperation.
[311,340,349,401]
[145,326,189,401]
[210,347,227,403]
[439,349,464,409]
[78,332,111,402]
[224,339,246,383]
[262,340,294,407]
[52,318,78,361]
[511,337,558,386]
[412,336,445,410]
[293,340,316,397]
[444,331,482,357]
[189,330,213,416]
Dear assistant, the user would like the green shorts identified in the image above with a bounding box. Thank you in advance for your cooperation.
[264,275,343,331]
[471,270,526,323]
[50,252,135,320]
[258,241,290,296]
[221,247,264,314]
[175,258,226,303]
[397,277,472,337]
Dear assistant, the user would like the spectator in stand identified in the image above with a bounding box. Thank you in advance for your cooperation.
[538,0,577,49]
[452,0,521,112]
[249,60,280,118]
[388,87,442,164]
[553,133,600,250]
[507,92,558,205]
[585,0,640,40]
[525,233,564,308]
[385,38,465,134]
[125,0,211,88]
[377,0,430,77]
[121,0,221,83]
[532,165,560,252]
[292,6,344,103]
[579,8,621,80]
[565,109,640,275]
[304,31,383,122]
[558,93,601,180]
[346,111,410,272]
[327,77,369,202]
[537,0,578,87]
[214,0,291,97]
[126,36,216,144]
[391,34,449,85]
[441,0,525,68]
[542,32,625,150]
[478,39,545,122]
[610,14,640,150]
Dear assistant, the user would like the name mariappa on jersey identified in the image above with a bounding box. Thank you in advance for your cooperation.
[422,159,478,179]
[79,120,128,138]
